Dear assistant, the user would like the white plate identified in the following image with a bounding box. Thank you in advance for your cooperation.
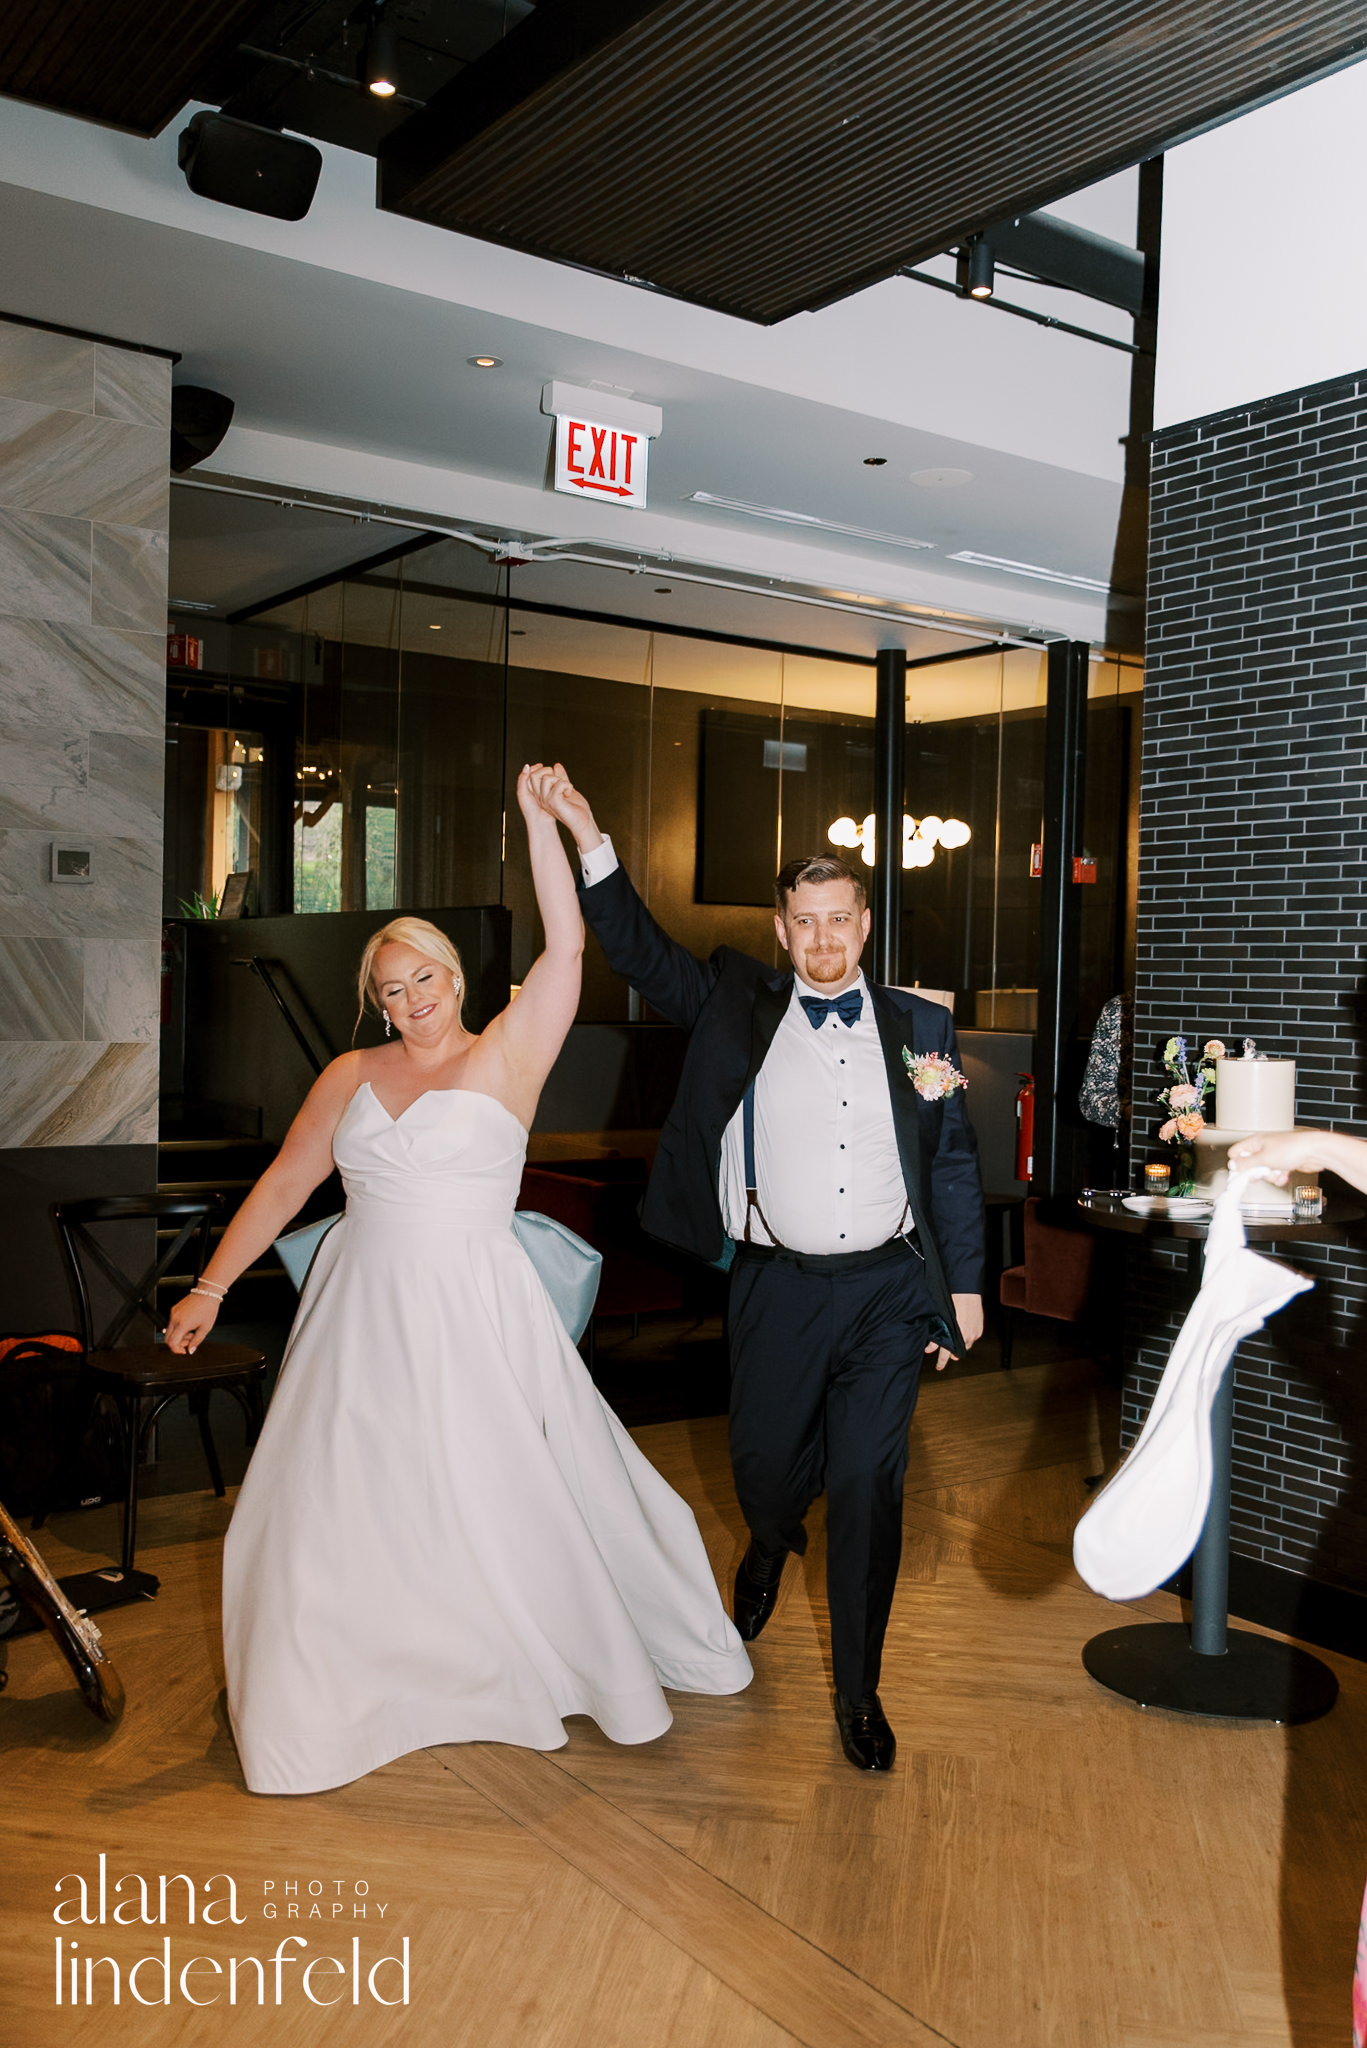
[1121,1195,1213,1217]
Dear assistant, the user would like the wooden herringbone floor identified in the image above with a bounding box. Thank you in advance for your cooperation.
[2,1356,1362,2047]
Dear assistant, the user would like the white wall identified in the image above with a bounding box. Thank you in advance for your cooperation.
[1154,59,1367,429]
[0,98,1132,483]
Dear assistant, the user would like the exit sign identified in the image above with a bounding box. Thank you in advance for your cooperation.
[554,414,648,508]
[543,381,662,512]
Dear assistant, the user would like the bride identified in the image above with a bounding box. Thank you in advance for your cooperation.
[166,763,750,1795]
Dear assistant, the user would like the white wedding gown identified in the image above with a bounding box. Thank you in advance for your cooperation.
[222,1083,751,1795]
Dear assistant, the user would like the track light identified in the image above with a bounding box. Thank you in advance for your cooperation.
[966,237,995,300]
[365,3,400,97]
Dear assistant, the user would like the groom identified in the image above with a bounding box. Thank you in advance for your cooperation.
[540,767,984,1771]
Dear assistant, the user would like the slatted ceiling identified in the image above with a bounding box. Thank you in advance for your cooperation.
[378,0,1367,324]
[387,0,1303,311]
[0,0,265,137]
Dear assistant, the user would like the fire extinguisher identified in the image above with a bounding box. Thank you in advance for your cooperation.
[1015,1073,1035,1183]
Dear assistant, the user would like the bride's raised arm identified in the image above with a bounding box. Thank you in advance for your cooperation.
[490,763,586,1105]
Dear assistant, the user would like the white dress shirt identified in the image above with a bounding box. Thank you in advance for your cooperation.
[581,836,909,1256]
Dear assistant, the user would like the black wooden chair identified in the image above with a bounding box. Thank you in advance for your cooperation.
[38,1196,267,1578]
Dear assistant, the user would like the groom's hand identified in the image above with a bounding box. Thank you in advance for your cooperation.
[524,761,604,856]
[926,1292,984,1373]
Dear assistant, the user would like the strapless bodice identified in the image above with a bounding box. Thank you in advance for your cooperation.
[333,1082,527,1226]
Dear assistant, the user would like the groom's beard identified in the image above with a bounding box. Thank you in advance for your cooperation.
[801,945,850,985]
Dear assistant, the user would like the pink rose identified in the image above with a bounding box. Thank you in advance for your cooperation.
[1168,1083,1199,1110]
[1158,1120,1177,1142]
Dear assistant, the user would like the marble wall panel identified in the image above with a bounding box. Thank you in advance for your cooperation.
[95,346,171,430]
[0,319,168,1152]
[0,784,86,830]
[83,933,160,1042]
[0,508,91,623]
[0,936,83,1038]
[0,617,164,736]
[0,1038,157,1146]
[0,399,168,528]
[91,521,169,631]
[0,325,94,412]
[0,828,159,940]
[0,728,87,787]
[89,730,164,835]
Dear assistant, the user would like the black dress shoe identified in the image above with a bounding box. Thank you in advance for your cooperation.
[732,1540,786,1641]
[834,1690,896,1772]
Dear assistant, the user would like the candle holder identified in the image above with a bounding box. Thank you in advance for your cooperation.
[1144,1162,1171,1196]
[1292,1185,1324,1222]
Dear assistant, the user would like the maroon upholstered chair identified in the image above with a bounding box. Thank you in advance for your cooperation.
[516,1164,684,1341]
[998,1197,1096,1370]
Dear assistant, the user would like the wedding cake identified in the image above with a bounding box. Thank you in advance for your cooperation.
[1191,1054,1310,1211]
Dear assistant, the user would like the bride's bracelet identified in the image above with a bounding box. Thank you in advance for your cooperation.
[190,1280,228,1303]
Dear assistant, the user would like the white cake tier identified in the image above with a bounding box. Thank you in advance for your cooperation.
[1190,1124,1317,1209]
[1214,1057,1295,1133]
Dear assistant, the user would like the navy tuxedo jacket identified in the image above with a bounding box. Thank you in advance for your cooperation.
[579,862,985,1351]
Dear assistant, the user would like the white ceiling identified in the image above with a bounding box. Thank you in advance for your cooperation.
[168,483,429,614]
[1,96,1142,648]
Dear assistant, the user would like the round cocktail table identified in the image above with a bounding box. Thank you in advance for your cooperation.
[1073,1194,1363,1723]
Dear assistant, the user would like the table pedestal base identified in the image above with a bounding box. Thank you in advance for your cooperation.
[1083,1622,1338,1723]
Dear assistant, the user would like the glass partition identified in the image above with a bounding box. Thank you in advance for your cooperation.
[165,508,1141,1031]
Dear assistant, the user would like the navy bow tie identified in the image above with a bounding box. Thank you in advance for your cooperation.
[799,989,863,1029]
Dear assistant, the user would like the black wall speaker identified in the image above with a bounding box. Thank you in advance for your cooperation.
[177,111,323,222]
[170,387,236,475]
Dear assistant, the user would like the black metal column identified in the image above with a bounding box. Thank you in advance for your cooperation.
[872,647,907,985]
[1034,639,1090,1197]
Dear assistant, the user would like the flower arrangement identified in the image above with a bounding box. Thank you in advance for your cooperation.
[1157,1036,1226,1142]
[904,1048,968,1101]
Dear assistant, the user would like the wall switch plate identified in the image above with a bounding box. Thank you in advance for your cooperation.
[50,843,93,883]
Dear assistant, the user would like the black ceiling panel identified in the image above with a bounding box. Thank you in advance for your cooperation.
[0,0,268,136]
[378,0,1367,324]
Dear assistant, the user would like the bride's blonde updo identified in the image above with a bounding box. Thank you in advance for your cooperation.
[355,916,466,1037]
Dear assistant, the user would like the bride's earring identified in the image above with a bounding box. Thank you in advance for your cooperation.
[382,1009,392,1038]
[452,976,461,997]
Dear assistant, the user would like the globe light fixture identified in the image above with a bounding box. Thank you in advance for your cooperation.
[827,812,971,868]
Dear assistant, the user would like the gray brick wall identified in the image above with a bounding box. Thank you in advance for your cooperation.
[1127,364,1367,1594]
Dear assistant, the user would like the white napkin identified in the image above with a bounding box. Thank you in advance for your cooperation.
[1072,1171,1313,1601]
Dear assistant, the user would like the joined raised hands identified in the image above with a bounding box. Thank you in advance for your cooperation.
[518,762,602,853]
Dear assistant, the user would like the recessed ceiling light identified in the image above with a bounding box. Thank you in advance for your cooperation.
[429,623,441,631]
[688,492,933,551]
[863,456,887,467]
[468,355,503,369]
[948,549,1109,593]
[910,467,973,489]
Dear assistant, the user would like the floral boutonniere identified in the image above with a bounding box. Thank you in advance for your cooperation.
[903,1047,968,1101]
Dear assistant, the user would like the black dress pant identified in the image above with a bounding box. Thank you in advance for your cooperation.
[727,1237,936,1699]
